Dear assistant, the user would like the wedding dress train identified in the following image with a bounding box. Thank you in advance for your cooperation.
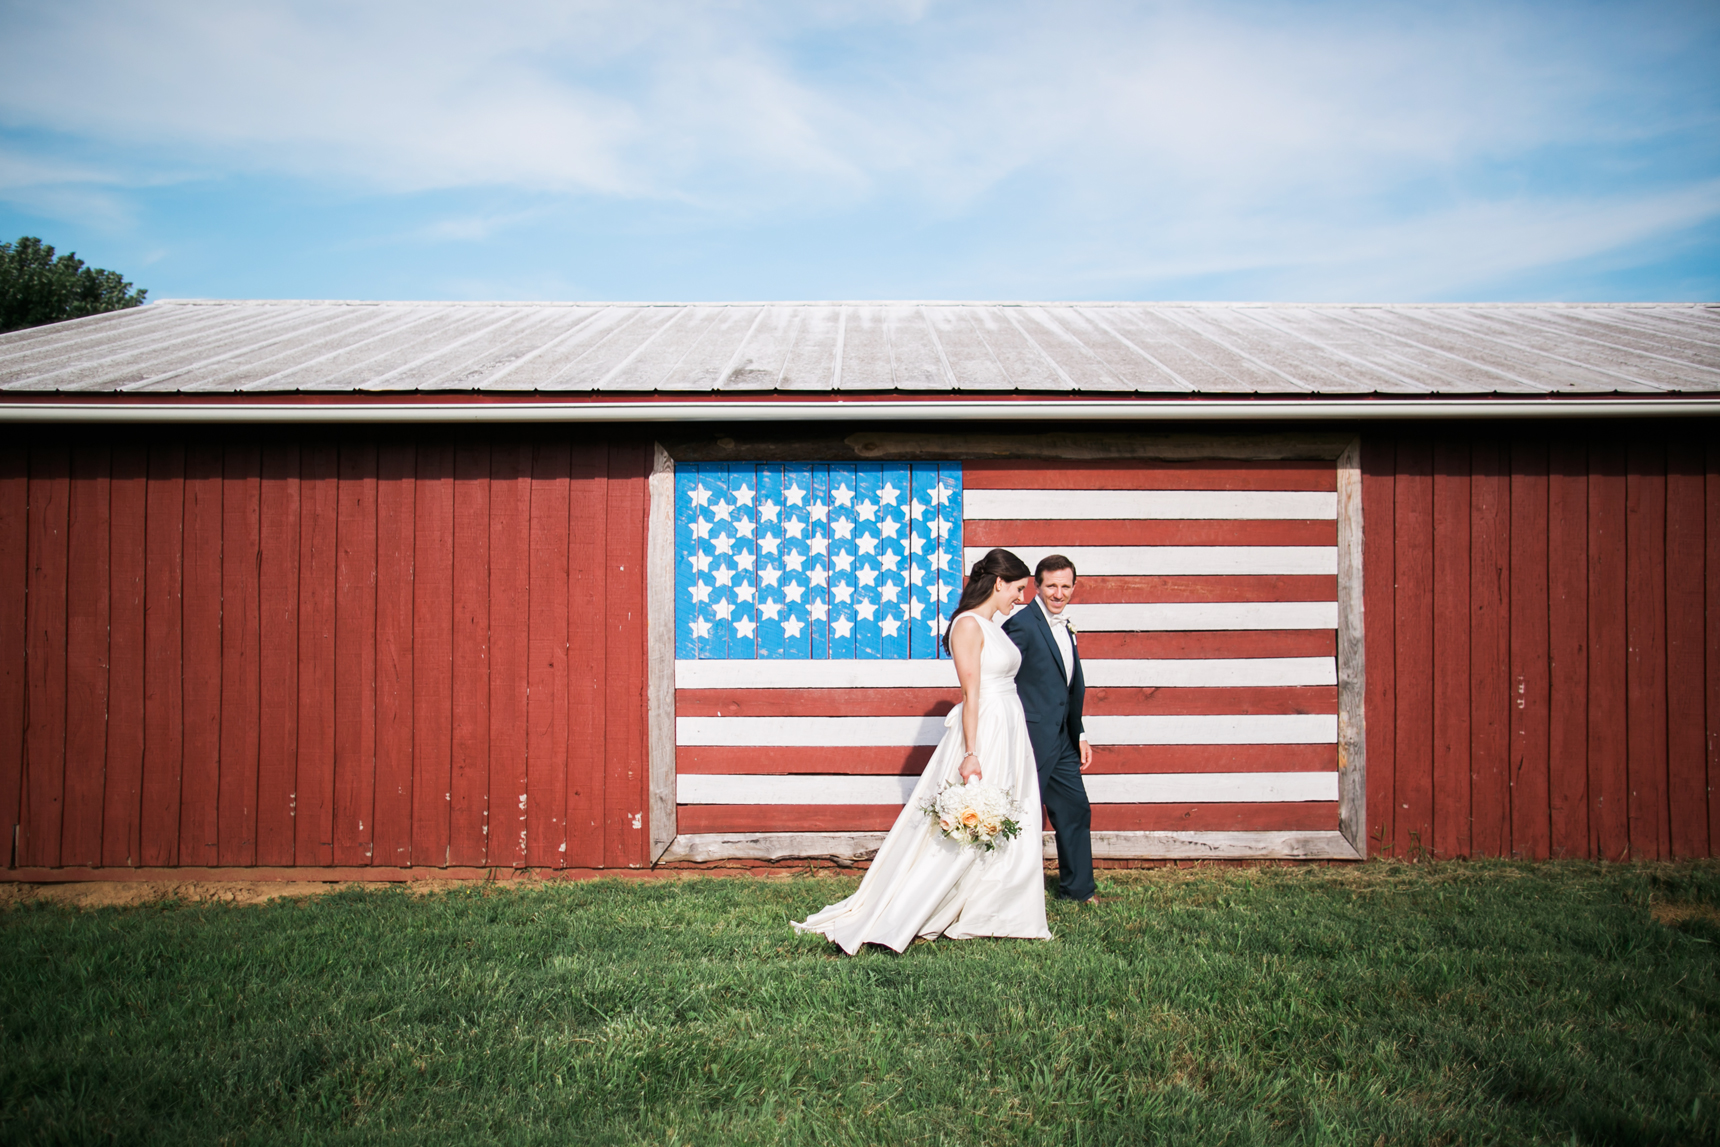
[792,609,1051,954]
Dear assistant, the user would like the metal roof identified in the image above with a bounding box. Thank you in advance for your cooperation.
[2,300,1717,397]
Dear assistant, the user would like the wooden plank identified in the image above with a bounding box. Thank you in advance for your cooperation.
[218,444,261,867]
[526,441,571,867]
[60,446,110,867]
[23,446,70,867]
[1625,440,1669,860]
[295,443,338,867]
[565,443,608,868]
[658,829,1360,864]
[102,447,147,866]
[674,685,1335,717]
[449,441,491,867]
[1665,440,1707,858]
[646,445,678,861]
[372,443,415,867]
[333,442,378,866]
[966,519,1336,548]
[674,743,1334,774]
[1546,437,1589,857]
[965,488,1338,521]
[1509,437,1551,859]
[1073,575,1338,604]
[605,443,651,867]
[178,445,224,867]
[1469,438,1511,857]
[1077,631,1336,659]
[487,441,532,867]
[0,448,26,868]
[678,805,904,833]
[411,443,455,867]
[140,443,184,867]
[1361,435,1395,858]
[255,445,301,867]
[1588,441,1630,860]
[962,459,1338,490]
[1392,440,1433,858]
[1709,443,1720,858]
[1431,439,1471,857]
[1093,802,1338,832]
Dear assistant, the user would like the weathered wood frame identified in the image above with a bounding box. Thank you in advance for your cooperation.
[647,431,1367,864]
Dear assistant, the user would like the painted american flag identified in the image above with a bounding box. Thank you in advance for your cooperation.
[673,459,1340,845]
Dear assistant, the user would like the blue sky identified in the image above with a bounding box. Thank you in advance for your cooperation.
[1,0,1716,302]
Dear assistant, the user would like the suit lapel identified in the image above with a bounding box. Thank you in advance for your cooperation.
[1030,598,1065,683]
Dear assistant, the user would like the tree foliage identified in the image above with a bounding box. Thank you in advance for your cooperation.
[0,235,148,333]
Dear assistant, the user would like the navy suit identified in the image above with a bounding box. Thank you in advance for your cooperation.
[1002,599,1095,902]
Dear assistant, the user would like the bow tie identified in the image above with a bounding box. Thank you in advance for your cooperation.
[1046,614,1068,628]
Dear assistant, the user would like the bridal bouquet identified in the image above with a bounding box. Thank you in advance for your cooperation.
[923,778,1024,852]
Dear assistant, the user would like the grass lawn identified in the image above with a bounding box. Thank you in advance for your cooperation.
[2,861,1718,1146]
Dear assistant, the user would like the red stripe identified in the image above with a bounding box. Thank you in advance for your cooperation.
[1088,744,1335,773]
[966,519,1335,547]
[1092,802,1338,832]
[1086,686,1336,715]
[678,746,934,775]
[679,805,904,832]
[1079,631,1336,658]
[963,460,1336,491]
[675,685,1336,718]
[1073,575,1337,603]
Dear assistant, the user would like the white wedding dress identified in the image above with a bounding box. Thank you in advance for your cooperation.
[792,608,1051,953]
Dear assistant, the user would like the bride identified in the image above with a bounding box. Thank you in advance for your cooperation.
[793,548,1051,953]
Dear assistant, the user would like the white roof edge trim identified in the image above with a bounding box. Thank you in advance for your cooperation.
[3,398,1719,423]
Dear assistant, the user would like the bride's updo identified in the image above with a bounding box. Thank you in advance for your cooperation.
[944,547,1032,651]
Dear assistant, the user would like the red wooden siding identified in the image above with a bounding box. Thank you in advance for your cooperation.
[1363,431,1718,859]
[1,430,651,871]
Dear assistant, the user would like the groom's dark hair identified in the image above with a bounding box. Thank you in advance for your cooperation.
[1034,554,1077,583]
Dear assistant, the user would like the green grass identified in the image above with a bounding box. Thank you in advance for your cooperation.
[2,862,1718,1146]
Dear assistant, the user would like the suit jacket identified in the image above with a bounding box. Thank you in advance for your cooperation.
[1002,600,1086,774]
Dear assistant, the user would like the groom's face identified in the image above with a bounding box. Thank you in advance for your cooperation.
[1037,568,1076,615]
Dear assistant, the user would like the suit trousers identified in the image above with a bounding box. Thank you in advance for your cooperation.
[1039,737,1094,902]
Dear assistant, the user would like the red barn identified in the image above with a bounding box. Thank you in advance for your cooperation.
[1,300,1716,880]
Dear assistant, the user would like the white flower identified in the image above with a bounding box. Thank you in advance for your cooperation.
[921,778,1024,852]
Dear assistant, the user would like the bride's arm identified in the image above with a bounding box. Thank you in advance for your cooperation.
[949,615,984,782]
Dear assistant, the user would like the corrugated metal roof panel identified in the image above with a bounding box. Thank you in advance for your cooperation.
[2,300,1715,396]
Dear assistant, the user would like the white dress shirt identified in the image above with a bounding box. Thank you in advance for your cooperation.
[1036,596,1090,744]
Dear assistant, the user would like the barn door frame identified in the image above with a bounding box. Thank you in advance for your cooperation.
[645,430,1367,865]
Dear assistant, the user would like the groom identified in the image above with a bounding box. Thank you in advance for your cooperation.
[1002,554,1095,904]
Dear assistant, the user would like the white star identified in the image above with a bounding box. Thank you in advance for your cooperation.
[735,550,756,571]
[929,615,948,636]
[908,597,927,618]
[732,482,755,507]
[832,582,855,604]
[856,535,879,556]
[712,532,734,554]
[809,503,829,523]
[908,565,926,586]
[856,565,880,587]
[759,600,784,621]
[736,583,756,603]
[782,481,806,507]
[908,534,928,555]
[759,500,781,523]
[832,552,855,572]
[759,533,781,556]
[932,550,954,572]
[831,482,853,507]
[879,616,902,637]
[831,617,854,639]
[878,481,901,506]
[690,484,713,507]
[782,616,806,639]
[783,551,806,572]
[809,600,830,621]
[713,599,734,620]
[879,518,901,539]
[734,617,757,639]
[711,501,733,522]
[735,517,756,539]
[687,550,712,572]
[855,499,878,522]
[831,518,854,540]
[693,516,713,540]
[879,581,901,603]
[933,517,952,539]
[806,567,829,587]
[783,518,806,539]
[783,582,806,603]
[690,579,713,603]
[713,564,736,587]
[808,537,829,556]
[932,481,955,506]
[856,601,879,621]
[759,565,783,588]
[689,615,712,638]
[908,499,928,521]
[879,552,901,572]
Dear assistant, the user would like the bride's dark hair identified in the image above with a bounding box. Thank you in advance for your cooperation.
[943,547,1032,652]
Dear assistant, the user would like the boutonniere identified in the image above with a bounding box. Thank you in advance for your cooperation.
[1065,620,1078,638]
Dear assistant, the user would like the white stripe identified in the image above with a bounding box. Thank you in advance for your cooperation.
[1083,772,1337,803]
[1064,600,1338,631]
[676,715,948,746]
[1081,656,1336,687]
[1084,713,1337,744]
[676,656,1337,689]
[676,771,1335,804]
[968,545,1336,576]
[965,489,1336,521]
[677,659,959,690]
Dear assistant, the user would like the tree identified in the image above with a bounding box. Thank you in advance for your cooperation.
[0,236,148,333]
